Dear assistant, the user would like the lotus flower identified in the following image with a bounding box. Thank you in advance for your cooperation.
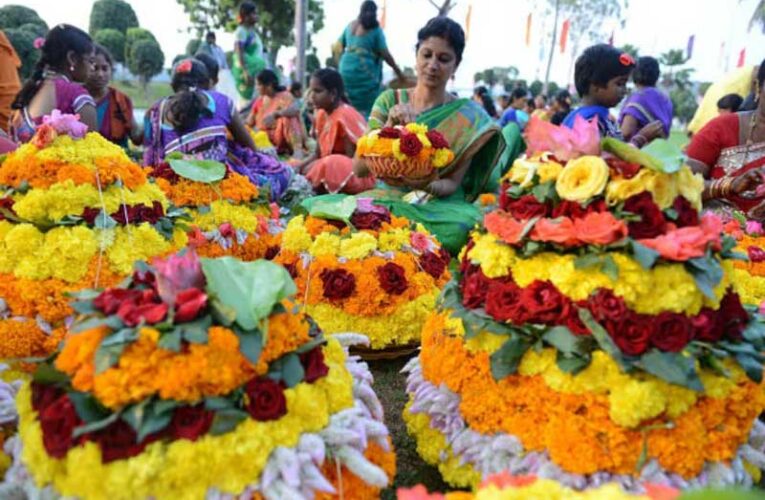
[41,110,88,139]
[524,115,600,162]
[152,250,206,306]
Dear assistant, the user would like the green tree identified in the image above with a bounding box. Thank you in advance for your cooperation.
[474,67,520,89]
[94,29,127,64]
[4,27,37,78]
[659,48,689,87]
[530,80,544,97]
[620,43,639,59]
[750,0,765,32]
[186,39,202,56]
[125,27,158,63]
[305,51,321,78]
[89,0,139,35]
[670,87,697,124]
[0,5,47,32]
[128,38,165,90]
[175,0,324,65]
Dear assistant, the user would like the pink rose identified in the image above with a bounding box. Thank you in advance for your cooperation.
[746,220,764,236]
[410,232,431,252]
[637,213,723,261]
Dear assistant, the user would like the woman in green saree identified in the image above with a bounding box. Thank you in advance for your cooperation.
[231,1,267,103]
[306,17,512,254]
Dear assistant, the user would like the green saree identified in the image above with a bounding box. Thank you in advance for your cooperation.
[304,89,513,254]
[231,26,266,101]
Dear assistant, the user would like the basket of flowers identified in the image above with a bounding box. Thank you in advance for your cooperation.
[356,123,454,179]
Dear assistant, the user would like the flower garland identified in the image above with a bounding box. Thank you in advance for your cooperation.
[152,172,261,206]
[415,317,765,478]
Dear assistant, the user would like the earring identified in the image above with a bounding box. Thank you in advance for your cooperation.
[70,65,75,72]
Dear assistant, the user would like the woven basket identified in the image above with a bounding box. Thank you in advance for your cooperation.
[362,154,434,180]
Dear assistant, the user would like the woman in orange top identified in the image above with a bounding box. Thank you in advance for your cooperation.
[246,69,307,156]
[0,30,21,134]
[299,68,376,194]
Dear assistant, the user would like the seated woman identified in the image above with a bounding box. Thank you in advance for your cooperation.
[298,68,376,194]
[687,59,765,219]
[246,69,308,157]
[143,59,292,200]
[86,44,142,148]
[10,24,97,143]
[618,56,673,143]
[306,17,509,255]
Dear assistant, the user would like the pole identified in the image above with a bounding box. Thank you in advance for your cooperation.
[543,0,560,95]
[295,0,307,86]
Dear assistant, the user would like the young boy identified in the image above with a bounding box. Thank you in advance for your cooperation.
[563,44,664,146]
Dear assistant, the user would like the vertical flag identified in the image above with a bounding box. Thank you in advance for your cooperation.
[737,48,746,67]
[380,0,386,29]
[560,19,570,53]
[465,2,473,41]
[686,35,694,60]
[525,13,532,47]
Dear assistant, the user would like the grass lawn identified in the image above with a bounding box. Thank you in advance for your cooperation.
[368,356,450,497]
[112,80,173,110]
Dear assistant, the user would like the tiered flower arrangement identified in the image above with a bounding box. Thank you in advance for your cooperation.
[148,156,281,263]
[403,118,765,492]
[0,112,187,366]
[1,252,395,499]
[356,123,455,179]
[275,197,450,351]
[398,473,680,500]
[721,213,765,307]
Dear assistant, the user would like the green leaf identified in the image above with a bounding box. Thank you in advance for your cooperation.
[178,316,212,344]
[209,298,237,326]
[601,255,619,281]
[542,326,581,354]
[158,330,182,352]
[531,181,556,203]
[68,391,110,423]
[663,207,679,221]
[153,399,180,415]
[94,343,127,374]
[100,328,138,347]
[602,137,681,174]
[489,337,532,380]
[201,258,297,330]
[33,362,69,385]
[70,316,109,334]
[209,409,249,435]
[574,254,619,281]
[641,139,685,174]
[578,309,627,368]
[69,300,99,315]
[234,327,263,365]
[72,411,120,439]
[168,158,226,183]
[138,408,172,441]
[277,353,305,388]
[637,350,704,391]
[204,397,235,411]
[735,353,762,383]
[94,210,118,230]
[306,196,357,225]
[555,352,591,374]
[630,240,660,269]
[685,254,723,300]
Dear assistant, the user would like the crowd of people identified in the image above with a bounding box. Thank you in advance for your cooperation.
[0,0,762,239]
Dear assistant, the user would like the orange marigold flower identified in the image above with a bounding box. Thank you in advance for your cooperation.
[316,440,396,500]
[0,319,49,358]
[155,172,259,207]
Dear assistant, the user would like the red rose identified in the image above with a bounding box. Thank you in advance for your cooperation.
[461,265,490,309]
[265,246,280,260]
[606,157,641,179]
[0,197,16,221]
[459,239,476,274]
[117,289,168,327]
[174,288,207,323]
[244,377,287,421]
[551,199,607,219]
[377,262,409,295]
[399,132,423,157]
[218,222,235,238]
[426,129,449,149]
[378,127,401,139]
[132,269,156,288]
[300,346,330,382]
[520,280,569,324]
[718,292,749,340]
[691,308,723,342]
[94,288,143,315]
[564,303,590,336]
[623,192,666,239]
[320,268,356,300]
[31,382,63,413]
[748,246,765,263]
[350,210,391,230]
[485,281,527,323]
[39,394,81,458]
[651,312,693,352]
[671,196,699,228]
[168,405,214,442]
[91,419,147,463]
[606,313,652,356]
[152,163,181,182]
[419,251,447,279]
[284,262,299,279]
[80,207,101,225]
[501,195,549,220]
[588,289,628,323]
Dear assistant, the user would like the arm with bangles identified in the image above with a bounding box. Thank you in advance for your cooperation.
[687,157,761,203]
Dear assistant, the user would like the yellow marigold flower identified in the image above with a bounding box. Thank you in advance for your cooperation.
[405,123,428,135]
[281,216,313,253]
[310,232,341,257]
[477,193,497,207]
[391,139,407,161]
[106,223,174,275]
[555,155,610,202]
[192,200,262,233]
[339,232,377,259]
[467,233,516,279]
[378,227,411,252]
[432,148,454,168]
[537,160,564,183]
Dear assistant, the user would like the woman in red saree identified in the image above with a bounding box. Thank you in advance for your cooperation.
[687,60,765,219]
[246,69,308,156]
[300,68,376,194]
